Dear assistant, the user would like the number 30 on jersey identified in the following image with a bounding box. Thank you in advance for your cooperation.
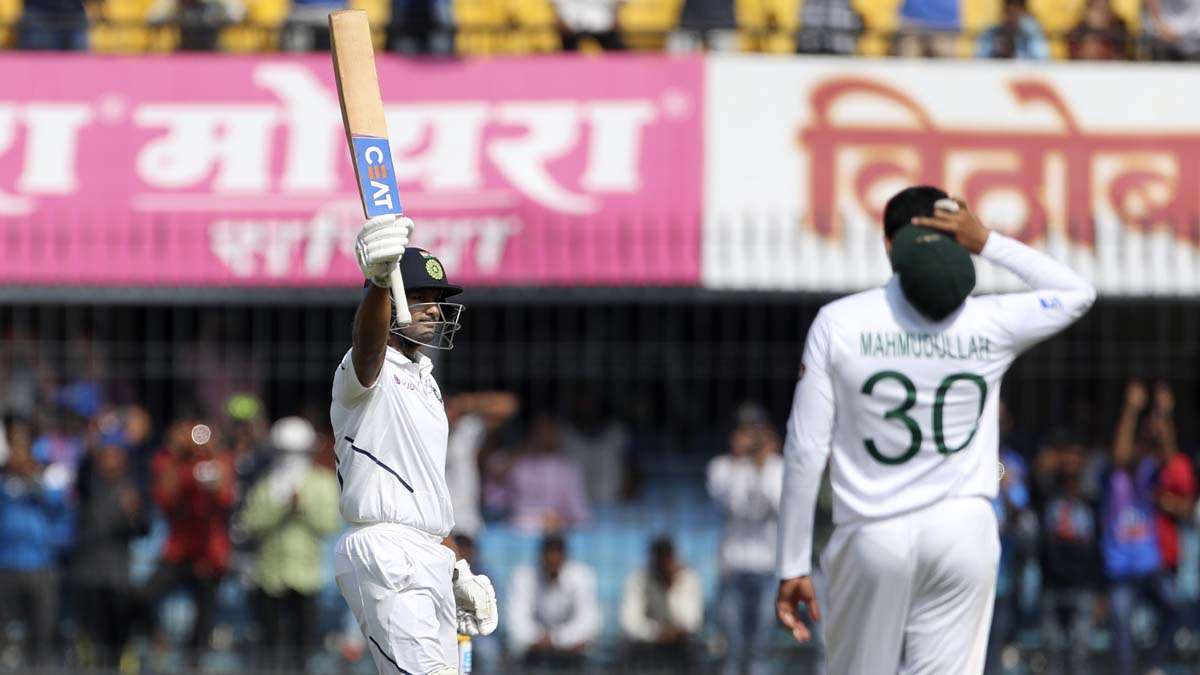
[860,371,987,465]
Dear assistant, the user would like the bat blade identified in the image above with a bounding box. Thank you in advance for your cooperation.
[329,9,410,326]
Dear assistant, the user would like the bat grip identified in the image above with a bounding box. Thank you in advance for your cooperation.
[390,266,411,327]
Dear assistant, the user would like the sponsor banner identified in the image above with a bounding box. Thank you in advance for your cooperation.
[0,54,702,287]
[705,56,1200,295]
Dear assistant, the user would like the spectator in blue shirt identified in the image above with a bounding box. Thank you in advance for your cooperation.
[1101,381,1180,675]
[976,0,1049,59]
[0,423,74,666]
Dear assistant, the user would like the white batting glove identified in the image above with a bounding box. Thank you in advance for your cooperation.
[452,559,498,636]
[354,215,413,288]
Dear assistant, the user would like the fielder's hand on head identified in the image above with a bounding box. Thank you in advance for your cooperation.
[355,214,413,288]
[453,559,498,636]
[776,576,819,644]
[909,197,991,255]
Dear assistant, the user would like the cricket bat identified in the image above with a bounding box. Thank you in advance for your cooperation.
[329,9,410,326]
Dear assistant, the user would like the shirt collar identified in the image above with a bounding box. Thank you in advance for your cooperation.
[386,345,434,375]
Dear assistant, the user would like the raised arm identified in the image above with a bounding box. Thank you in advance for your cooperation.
[350,215,413,388]
[351,285,393,389]
[1112,380,1147,470]
[913,197,1095,351]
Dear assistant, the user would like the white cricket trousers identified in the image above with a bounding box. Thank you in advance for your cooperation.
[820,496,999,675]
[335,522,458,675]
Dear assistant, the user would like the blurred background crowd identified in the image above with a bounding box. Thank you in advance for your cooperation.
[2,0,1200,60]
[2,314,1200,675]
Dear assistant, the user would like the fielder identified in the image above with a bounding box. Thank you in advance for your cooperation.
[775,186,1096,674]
[331,214,498,675]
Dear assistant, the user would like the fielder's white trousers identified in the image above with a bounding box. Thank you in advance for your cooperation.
[820,496,999,675]
[335,522,458,675]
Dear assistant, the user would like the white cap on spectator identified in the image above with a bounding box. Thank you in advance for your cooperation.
[270,416,316,454]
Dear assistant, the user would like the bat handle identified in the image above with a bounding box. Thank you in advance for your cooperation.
[390,266,411,327]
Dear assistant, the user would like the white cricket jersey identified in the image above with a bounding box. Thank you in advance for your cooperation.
[330,346,455,538]
[777,233,1095,579]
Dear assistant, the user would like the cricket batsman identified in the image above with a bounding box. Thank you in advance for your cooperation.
[775,186,1096,674]
[331,214,498,675]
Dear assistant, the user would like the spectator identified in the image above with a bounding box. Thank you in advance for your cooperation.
[1144,0,1200,60]
[389,0,451,54]
[894,0,958,58]
[70,429,149,668]
[506,534,602,669]
[1037,432,1100,674]
[446,391,519,537]
[987,412,1037,674]
[504,415,591,533]
[224,393,272,493]
[619,535,704,672]
[0,425,73,666]
[238,417,341,671]
[976,0,1049,59]
[144,418,237,666]
[17,0,90,50]
[1145,382,1195,576]
[706,403,783,675]
[1101,380,1181,675]
[552,0,624,51]
[562,392,631,507]
[1068,0,1129,60]
[797,0,863,55]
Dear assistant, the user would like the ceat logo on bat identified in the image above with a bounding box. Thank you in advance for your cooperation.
[352,136,402,217]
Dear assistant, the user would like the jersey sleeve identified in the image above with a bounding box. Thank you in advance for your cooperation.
[976,232,1096,354]
[331,349,377,407]
[777,308,836,579]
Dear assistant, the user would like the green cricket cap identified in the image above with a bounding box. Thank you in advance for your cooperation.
[891,225,976,321]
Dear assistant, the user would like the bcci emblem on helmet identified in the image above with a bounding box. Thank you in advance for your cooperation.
[426,259,445,280]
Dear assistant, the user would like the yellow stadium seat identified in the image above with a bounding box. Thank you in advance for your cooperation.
[619,0,683,51]
[737,0,800,53]
[852,0,902,55]
[503,0,558,54]
[453,0,506,55]
[1029,0,1083,57]
[0,0,21,48]
[219,0,290,52]
[349,0,391,47]
[89,0,162,53]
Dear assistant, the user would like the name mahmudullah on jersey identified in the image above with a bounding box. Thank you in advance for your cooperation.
[860,331,993,361]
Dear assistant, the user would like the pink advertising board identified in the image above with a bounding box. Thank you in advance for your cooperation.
[0,54,702,288]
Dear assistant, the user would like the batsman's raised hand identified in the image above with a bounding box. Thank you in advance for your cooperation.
[355,214,413,287]
[909,197,991,254]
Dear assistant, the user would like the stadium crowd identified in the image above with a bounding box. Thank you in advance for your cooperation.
[1,330,1200,674]
[2,0,1200,59]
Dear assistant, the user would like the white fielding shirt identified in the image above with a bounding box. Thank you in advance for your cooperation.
[707,453,784,574]
[330,346,455,538]
[777,233,1096,579]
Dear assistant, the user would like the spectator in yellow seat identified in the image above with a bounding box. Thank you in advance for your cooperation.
[1067,0,1129,60]
[238,417,341,671]
[1144,0,1200,60]
[619,535,704,673]
[976,0,1049,59]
